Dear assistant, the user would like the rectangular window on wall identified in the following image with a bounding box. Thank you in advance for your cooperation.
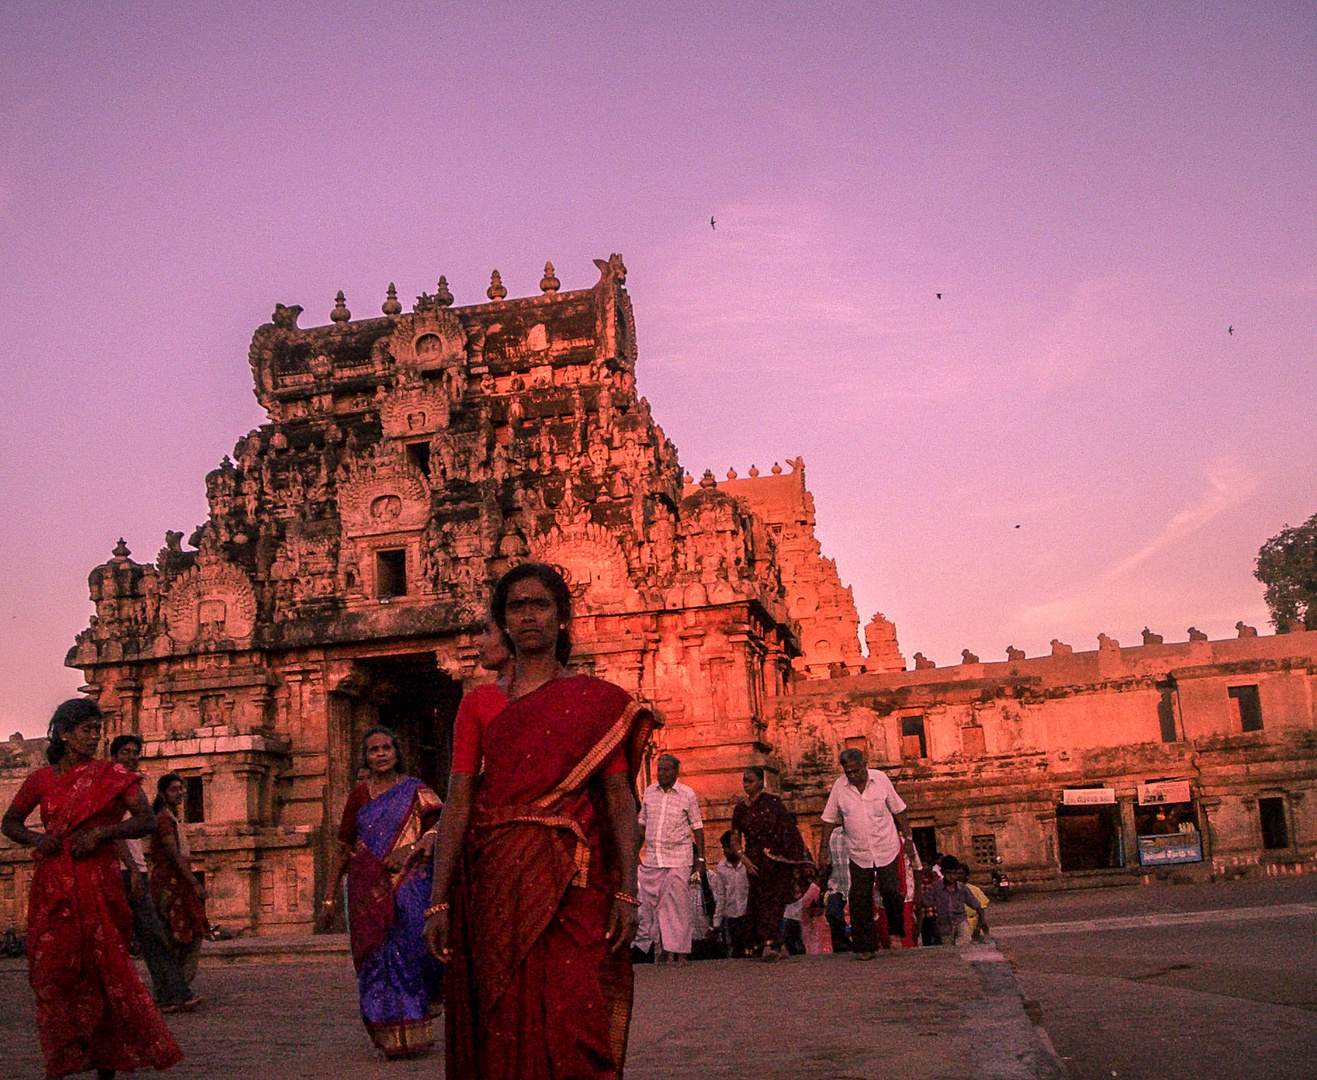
[376,549,407,598]
[901,715,927,759]
[1259,797,1289,849]
[972,834,998,865]
[1156,678,1179,742]
[1229,685,1263,732]
[184,776,205,823]
[406,441,432,477]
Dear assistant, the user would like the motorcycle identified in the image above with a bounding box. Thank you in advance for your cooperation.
[990,857,1012,901]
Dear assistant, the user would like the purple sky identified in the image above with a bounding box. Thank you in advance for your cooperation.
[3,3,1315,737]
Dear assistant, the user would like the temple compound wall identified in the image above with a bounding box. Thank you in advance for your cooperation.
[770,628,1317,890]
[2,256,1314,935]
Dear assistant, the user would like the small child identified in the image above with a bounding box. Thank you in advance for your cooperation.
[954,862,991,937]
[925,856,988,946]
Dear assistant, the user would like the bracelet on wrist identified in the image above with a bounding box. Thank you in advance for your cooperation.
[423,902,450,918]
[613,892,641,907]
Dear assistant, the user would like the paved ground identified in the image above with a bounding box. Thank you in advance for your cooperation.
[10,877,1310,1079]
[989,876,1317,1080]
[0,941,1061,1079]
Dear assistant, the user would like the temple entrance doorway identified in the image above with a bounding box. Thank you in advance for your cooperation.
[358,653,464,798]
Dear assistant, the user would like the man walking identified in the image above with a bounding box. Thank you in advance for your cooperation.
[817,748,912,960]
[636,754,705,963]
[109,734,199,1011]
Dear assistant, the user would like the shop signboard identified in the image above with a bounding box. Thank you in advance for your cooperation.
[1138,780,1191,805]
[1063,788,1116,806]
[1137,832,1204,866]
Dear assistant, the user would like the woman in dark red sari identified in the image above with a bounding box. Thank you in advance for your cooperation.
[424,563,653,1080]
[149,773,208,991]
[730,765,814,961]
[1,698,181,1079]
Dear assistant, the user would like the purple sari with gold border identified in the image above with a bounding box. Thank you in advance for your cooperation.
[343,777,443,1057]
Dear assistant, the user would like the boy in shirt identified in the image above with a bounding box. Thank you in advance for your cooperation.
[926,856,988,946]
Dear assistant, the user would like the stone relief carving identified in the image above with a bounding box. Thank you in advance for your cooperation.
[380,384,451,440]
[337,454,430,537]
[165,553,257,645]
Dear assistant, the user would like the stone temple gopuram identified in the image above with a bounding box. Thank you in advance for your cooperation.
[37,256,868,932]
[1,254,1313,935]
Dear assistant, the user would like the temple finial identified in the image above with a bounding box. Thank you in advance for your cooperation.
[331,290,350,323]
[540,262,560,294]
[113,538,131,558]
[382,283,402,316]
[487,270,507,302]
[436,276,453,307]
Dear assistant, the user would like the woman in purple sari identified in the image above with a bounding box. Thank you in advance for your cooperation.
[325,726,443,1058]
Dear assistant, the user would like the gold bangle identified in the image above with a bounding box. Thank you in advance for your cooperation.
[423,902,450,918]
[613,892,641,907]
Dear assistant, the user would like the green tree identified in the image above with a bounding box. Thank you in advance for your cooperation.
[1254,513,1317,632]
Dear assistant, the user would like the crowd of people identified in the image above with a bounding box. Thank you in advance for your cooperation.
[3,562,991,1080]
[628,748,990,968]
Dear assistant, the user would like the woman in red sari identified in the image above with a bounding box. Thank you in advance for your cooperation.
[423,563,653,1080]
[149,773,208,990]
[1,698,182,1079]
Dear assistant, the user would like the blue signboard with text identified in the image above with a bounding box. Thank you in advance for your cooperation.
[1137,833,1204,866]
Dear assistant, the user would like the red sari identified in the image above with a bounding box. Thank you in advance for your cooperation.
[149,811,208,952]
[445,675,653,1080]
[9,760,182,1077]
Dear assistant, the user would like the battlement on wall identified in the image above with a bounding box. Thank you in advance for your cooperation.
[788,623,1317,698]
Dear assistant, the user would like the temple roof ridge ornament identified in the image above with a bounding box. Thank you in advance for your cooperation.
[487,270,507,302]
[382,283,402,316]
[540,262,560,294]
[330,290,350,324]
[592,253,627,286]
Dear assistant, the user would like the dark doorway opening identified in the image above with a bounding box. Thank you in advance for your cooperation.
[1259,797,1289,850]
[911,825,939,866]
[1056,804,1125,871]
[357,654,464,798]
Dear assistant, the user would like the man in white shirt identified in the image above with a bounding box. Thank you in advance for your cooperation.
[817,748,911,959]
[636,754,705,962]
[709,830,750,956]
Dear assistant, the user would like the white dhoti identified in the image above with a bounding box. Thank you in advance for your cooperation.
[636,864,694,955]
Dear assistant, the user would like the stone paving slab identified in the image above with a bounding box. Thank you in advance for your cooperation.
[1,943,1063,1080]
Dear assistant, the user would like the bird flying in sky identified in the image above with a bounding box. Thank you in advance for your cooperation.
[710,215,716,230]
